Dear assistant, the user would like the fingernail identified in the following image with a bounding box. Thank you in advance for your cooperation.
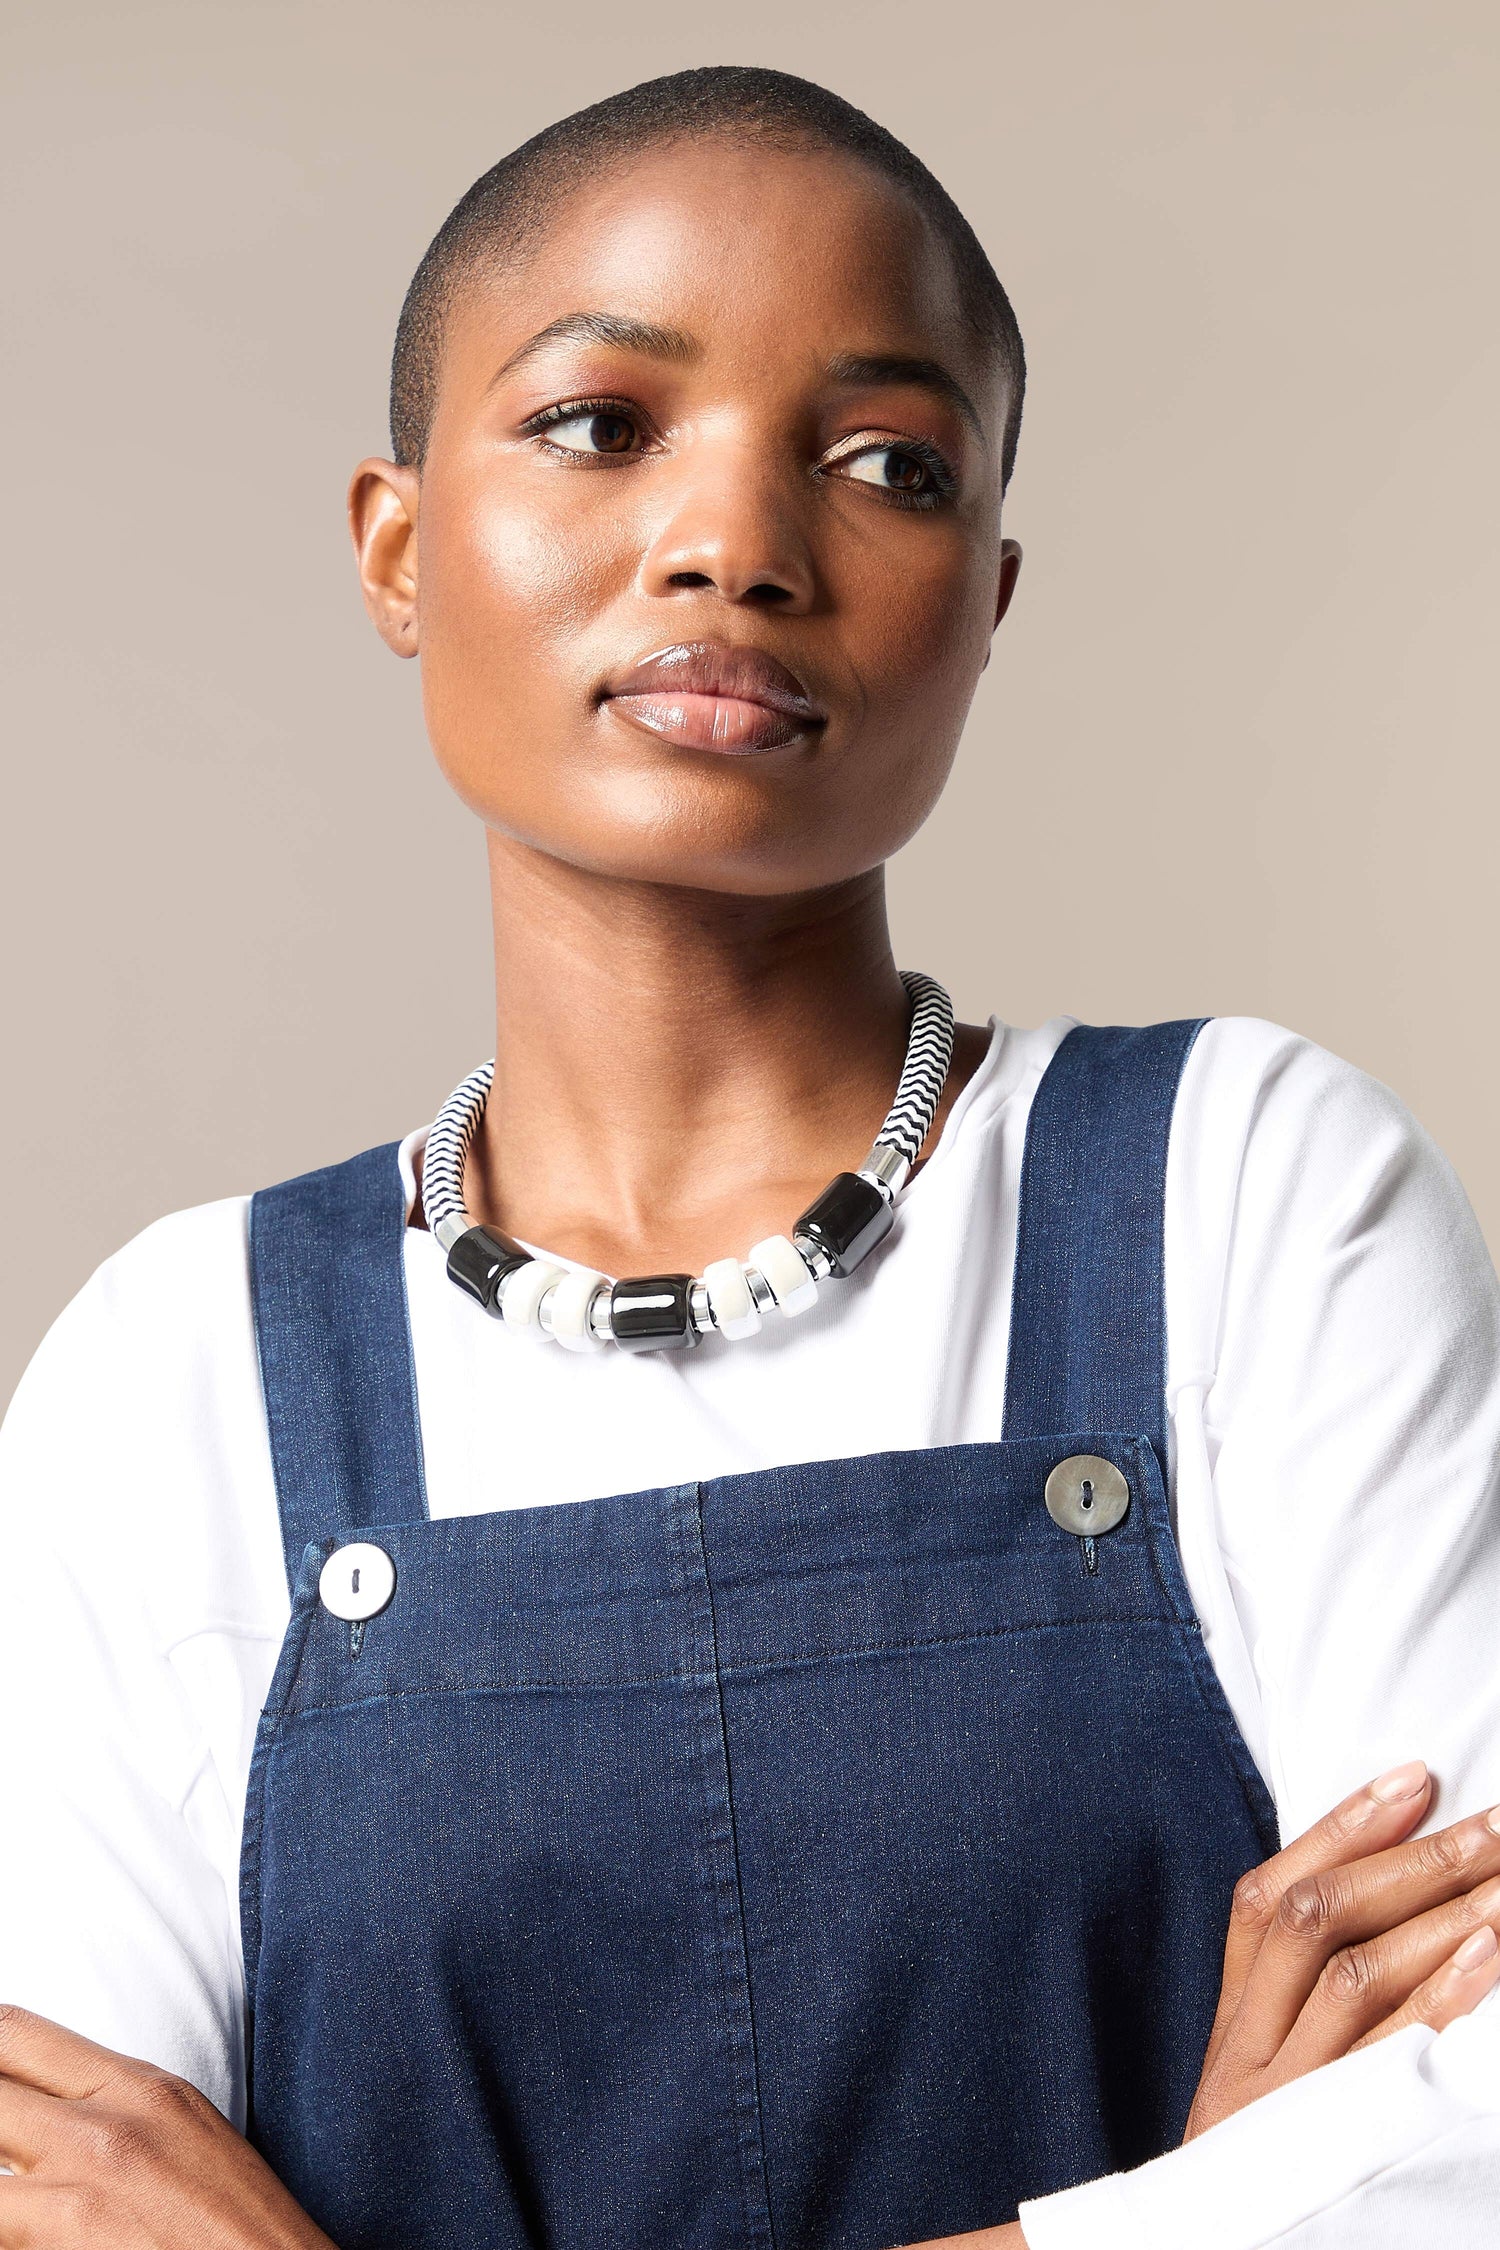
[1454,1927,1498,1971]
[1486,1806,1500,1835]
[1369,1760,1429,1803]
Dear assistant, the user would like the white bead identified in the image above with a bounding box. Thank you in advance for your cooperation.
[501,1258,567,1337]
[548,1268,609,1352]
[747,1234,819,1317]
[703,1256,761,1340]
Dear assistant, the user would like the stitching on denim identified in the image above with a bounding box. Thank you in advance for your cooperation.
[276,1613,1175,1716]
[691,1492,779,2250]
[238,1568,325,2069]
[1134,1490,1281,1850]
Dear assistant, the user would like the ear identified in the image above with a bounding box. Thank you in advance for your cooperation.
[348,458,422,657]
[976,537,1023,679]
[993,536,1022,629]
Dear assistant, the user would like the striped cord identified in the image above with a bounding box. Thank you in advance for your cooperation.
[878,969,956,1166]
[421,1055,494,1242]
[422,970,954,1238]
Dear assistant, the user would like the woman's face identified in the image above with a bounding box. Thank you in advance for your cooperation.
[352,138,1021,896]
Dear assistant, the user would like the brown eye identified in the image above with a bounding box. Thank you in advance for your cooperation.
[839,443,937,496]
[544,408,640,455]
[882,450,928,490]
[585,413,634,453]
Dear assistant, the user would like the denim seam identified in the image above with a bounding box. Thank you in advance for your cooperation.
[1136,1501,1281,1852]
[273,1613,1179,1717]
[238,1569,324,2082]
[692,1491,780,2250]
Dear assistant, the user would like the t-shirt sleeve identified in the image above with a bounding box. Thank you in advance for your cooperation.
[0,1203,283,2126]
[1021,1020,1500,2247]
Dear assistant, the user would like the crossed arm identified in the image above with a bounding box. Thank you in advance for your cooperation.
[4,1764,1498,2249]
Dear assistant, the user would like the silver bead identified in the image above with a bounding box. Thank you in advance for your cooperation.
[856,1141,910,1204]
[795,1239,835,1281]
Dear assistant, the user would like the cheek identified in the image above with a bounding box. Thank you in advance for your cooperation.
[415,472,620,793]
[837,524,999,786]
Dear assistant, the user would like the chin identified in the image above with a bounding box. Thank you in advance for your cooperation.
[534,819,883,899]
[462,755,906,897]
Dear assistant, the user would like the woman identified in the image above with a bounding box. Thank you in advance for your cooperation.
[2,64,1499,2250]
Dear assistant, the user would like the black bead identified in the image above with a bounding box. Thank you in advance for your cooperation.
[446,1225,531,1317]
[610,1273,698,1352]
[793,1171,893,1279]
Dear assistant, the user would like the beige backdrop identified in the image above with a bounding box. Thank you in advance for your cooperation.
[3,0,1496,1405]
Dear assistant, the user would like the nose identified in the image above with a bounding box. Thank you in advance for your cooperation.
[635,441,817,612]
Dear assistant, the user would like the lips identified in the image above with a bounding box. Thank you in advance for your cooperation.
[599,641,827,754]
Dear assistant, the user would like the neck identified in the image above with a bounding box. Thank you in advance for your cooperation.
[454,834,982,1277]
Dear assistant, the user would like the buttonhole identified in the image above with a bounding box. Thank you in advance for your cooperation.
[1079,1480,1094,1513]
[351,1566,361,1594]
[350,1620,366,1660]
[1079,1534,1099,1578]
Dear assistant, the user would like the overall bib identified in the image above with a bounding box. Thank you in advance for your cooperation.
[242,1021,1279,2250]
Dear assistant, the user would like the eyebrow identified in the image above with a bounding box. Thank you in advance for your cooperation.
[825,353,985,441]
[487,311,699,388]
[486,317,986,441]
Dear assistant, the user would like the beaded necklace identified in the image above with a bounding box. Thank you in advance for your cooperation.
[424,970,954,1353]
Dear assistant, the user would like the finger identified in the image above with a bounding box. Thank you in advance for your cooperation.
[1226,1802,1500,2064]
[0,2173,98,2247]
[1353,1922,1500,2049]
[0,2072,87,2175]
[1203,1762,1433,2067]
[1278,1872,1500,2070]
[0,2009,132,2103]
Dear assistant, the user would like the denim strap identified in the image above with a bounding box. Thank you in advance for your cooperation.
[250,1141,429,1593]
[1002,1021,1208,1471]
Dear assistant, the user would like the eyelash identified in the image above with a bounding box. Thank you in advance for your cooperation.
[522,397,643,458]
[518,397,958,510]
[824,432,957,511]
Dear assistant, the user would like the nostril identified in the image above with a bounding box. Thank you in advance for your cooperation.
[667,571,714,589]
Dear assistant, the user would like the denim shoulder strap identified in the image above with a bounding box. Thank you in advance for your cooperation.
[249,1141,429,1594]
[1002,1020,1208,1470]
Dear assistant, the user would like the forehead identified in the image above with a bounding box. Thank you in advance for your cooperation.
[440,139,1002,423]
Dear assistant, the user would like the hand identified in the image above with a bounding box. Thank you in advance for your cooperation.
[892,2227,1027,2248]
[0,2005,334,2248]
[1186,1760,1500,2138]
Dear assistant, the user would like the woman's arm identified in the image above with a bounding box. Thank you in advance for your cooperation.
[0,2008,331,2248]
[898,1769,1500,2249]
[1012,1028,1500,2247]
[11,1770,1490,2250]
[0,1205,283,2118]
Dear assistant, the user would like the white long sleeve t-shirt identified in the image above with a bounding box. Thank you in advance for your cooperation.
[3,1012,1500,2249]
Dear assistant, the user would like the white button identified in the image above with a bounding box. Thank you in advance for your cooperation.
[318,1542,396,1622]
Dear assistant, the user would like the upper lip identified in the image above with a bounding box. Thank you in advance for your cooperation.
[600,641,827,723]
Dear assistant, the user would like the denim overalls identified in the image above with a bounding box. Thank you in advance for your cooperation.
[242,1021,1278,2250]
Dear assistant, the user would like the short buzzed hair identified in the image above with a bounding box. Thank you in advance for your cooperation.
[390,65,1026,490]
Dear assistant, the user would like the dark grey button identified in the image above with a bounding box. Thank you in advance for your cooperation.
[1044,1454,1129,1536]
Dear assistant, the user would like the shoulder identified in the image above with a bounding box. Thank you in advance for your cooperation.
[1181,1014,1422,1155]
[1168,1014,1499,1382]
[0,1190,284,1626]
[7,1191,256,1427]
[1179,1015,1474,1242]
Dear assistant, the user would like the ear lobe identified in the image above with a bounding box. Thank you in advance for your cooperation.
[348,458,422,658]
[993,536,1023,632]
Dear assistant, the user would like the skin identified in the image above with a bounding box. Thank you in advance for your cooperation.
[5,135,1498,2248]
